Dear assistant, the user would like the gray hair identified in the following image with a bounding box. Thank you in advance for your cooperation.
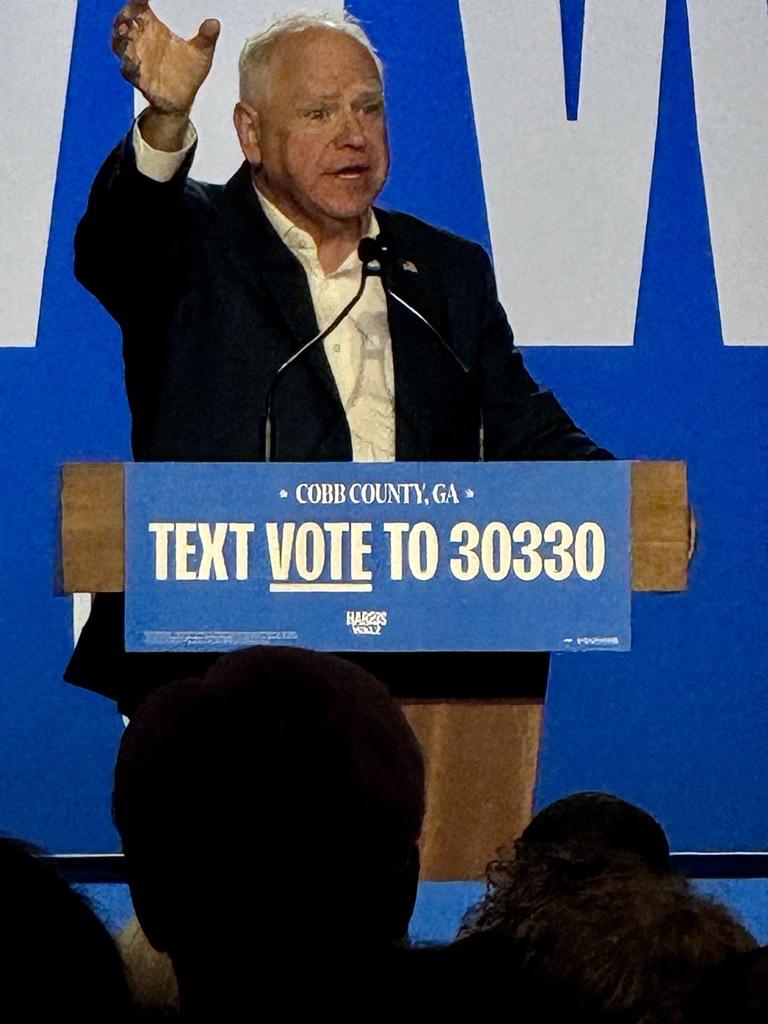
[238,12,383,101]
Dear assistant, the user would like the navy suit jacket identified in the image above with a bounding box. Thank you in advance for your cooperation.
[65,132,610,711]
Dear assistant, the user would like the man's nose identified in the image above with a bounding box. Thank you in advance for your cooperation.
[335,107,365,147]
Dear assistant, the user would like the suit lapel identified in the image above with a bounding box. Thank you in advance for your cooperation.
[217,165,343,411]
[213,183,463,460]
[376,210,447,459]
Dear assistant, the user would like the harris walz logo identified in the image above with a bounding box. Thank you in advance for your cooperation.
[346,611,388,636]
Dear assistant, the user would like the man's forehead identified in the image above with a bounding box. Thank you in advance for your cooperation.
[291,83,383,105]
[269,28,382,96]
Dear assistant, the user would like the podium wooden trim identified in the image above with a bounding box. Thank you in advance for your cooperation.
[60,461,690,880]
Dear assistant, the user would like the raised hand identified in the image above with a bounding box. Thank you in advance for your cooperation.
[112,1,220,115]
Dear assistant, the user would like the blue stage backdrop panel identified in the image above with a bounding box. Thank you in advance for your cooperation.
[349,0,768,853]
[526,0,768,850]
[0,0,765,856]
[0,0,133,851]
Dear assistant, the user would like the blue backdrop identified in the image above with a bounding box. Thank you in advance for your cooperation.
[1,0,766,855]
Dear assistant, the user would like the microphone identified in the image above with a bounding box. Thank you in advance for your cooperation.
[262,238,383,461]
[356,236,391,279]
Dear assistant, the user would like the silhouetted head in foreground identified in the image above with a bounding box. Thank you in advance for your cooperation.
[0,835,133,1021]
[113,646,425,1016]
[461,791,671,937]
[460,793,755,1023]
[484,866,755,1023]
[519,790,671,871]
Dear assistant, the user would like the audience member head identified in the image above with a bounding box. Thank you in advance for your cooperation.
[463,859,755,1023]
[683,945,768,1023]
[518,790,671,871]
[113,646,425,1010]
[461,791,671,936]
[0,835,133,1021]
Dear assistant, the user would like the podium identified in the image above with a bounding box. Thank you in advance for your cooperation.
[60,460,690,879]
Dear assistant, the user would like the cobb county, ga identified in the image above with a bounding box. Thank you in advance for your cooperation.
[293,482,463,505]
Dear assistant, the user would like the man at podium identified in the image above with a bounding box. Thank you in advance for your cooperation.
[66,3,611,711]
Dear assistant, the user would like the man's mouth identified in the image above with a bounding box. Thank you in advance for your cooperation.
[331,164,370,179]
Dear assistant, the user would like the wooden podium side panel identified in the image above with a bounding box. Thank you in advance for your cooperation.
[631,461,689,591]
[403,701,542,881]
[61,463,124,593]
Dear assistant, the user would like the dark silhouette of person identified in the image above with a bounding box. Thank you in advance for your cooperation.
[0,835,135,1021]
[113,645,425,1018]
[460,792,755,1023]
[684,945,768,1024]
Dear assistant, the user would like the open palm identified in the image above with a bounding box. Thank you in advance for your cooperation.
[112,0,220,113]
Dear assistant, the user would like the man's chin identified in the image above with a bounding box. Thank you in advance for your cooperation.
[316,183,384,222]
[328,205,375,224]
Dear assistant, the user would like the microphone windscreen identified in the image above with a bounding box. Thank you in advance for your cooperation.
[357,236,382,266]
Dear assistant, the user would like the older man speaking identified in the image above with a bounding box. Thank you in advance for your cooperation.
[66,5,610,708]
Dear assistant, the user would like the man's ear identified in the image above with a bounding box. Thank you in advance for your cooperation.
[233,102,262,166]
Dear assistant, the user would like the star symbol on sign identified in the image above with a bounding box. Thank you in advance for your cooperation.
[279,489,288,498]
[465,488,475,498]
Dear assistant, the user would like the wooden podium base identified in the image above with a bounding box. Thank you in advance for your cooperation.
[404,700,542,880]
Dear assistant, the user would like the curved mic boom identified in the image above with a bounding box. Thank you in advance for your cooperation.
[262,238,384,461]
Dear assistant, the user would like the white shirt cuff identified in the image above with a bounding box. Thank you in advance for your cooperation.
[132,115,197,183]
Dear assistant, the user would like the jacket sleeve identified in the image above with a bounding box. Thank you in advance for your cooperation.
[74,125,197,326]
[474,247,613,461]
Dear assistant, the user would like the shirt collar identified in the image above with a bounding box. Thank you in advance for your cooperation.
[254,186,379,269]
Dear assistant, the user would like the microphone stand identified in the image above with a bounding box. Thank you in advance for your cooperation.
[263,246,382,463]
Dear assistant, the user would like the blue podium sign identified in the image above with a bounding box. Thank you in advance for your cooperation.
[124,462,631,653]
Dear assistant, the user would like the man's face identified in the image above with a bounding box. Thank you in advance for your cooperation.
[239,28,389,232]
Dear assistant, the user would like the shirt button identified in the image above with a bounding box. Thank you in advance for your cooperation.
[333,344,341,353]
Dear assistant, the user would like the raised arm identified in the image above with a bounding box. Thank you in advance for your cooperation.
[75,3,220,322]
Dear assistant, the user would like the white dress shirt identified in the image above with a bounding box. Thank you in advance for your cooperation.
[133,119,396,462]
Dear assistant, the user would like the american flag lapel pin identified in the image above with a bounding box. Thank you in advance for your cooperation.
[400,259,418,274]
